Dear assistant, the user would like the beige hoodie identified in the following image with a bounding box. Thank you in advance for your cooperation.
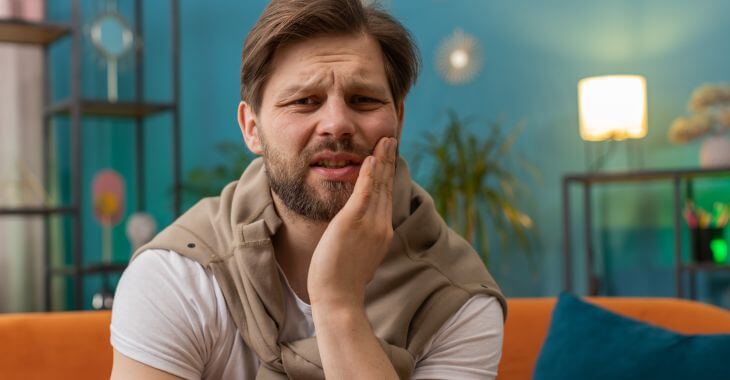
[132,157,506,379]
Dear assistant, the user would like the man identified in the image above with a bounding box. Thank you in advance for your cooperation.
[110,0,506,379]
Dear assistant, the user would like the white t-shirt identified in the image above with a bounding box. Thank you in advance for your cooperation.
[110,249,503,379]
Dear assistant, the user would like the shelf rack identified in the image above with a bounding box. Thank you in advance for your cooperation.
[0,0,181,310]
[562,166,730,299]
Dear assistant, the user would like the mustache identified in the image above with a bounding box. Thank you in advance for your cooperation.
[302,138,372,160]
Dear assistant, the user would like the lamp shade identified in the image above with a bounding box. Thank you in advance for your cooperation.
[578,75,648,141]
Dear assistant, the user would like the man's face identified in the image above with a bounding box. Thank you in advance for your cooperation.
[241,33,403,221]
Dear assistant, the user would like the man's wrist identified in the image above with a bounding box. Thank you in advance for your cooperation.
[311,294,363,312]
[311,297,367,327]
[309,284,365,309]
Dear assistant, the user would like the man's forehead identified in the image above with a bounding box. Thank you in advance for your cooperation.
[273,67,389,96]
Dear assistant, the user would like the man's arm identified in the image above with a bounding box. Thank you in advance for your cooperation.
[110,349,183,380]
[308,136,400,379]
[109,250,228,379]
[412,295,504,380]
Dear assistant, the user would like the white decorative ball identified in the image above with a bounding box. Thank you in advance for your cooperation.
[125,212,157,251]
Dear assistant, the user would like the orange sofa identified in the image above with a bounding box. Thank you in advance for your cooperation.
[1,297,730,379]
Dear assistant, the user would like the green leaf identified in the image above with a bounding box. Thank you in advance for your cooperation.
[414,110,536,265]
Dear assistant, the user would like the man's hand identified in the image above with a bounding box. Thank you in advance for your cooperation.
[307,136,397,308]
[308,136,400,379]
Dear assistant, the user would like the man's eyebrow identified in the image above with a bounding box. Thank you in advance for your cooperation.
[277,81,390,98]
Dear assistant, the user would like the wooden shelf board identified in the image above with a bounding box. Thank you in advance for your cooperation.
[0,18,71,45]
[47,99,176,118]
[46,99,175,117]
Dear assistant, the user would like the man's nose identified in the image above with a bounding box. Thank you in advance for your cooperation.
[316,97,356,139]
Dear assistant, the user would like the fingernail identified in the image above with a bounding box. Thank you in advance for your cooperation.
[390,138,397,155]
[370,156,377,169]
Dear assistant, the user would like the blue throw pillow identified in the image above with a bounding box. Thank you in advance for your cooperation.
[534,292,730,380]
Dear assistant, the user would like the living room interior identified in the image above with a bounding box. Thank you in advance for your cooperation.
[2,0,730,379]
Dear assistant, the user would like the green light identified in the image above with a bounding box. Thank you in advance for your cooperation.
[711,239,728,264]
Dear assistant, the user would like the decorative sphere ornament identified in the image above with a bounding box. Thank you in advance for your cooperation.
[126,212,157,251]
[436,28,483,85]
[92,290,114,310]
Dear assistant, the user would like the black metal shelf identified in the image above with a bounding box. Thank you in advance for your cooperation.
[564,166,730,184]
[682,263,730,272]
[46,99,176,118]
[3,0,181,311]
[0,206,77,216]
[0,18,71,45]
[562,166,730,300]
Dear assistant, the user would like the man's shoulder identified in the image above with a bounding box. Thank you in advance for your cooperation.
[111,249,245,379]
[129,248,210,278]
[118,248,222,310]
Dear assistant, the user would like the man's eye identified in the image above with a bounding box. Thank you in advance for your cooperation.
[293,98,317,105]
[352,96,378,103]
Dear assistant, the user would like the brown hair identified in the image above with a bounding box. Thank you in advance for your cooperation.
[240,0,421,114]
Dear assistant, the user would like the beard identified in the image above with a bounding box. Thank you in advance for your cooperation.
[260,134,370,222]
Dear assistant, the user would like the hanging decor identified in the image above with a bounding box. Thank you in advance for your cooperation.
[125,212,157,252]
[436,28,483,85]
[91,169,126,310]
[86,0,136,102]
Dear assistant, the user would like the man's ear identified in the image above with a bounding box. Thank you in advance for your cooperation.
[238,101,264,155]
[395,100,405,140]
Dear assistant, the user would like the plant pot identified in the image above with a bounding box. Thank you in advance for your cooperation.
[691,227,727,264]
[700,135,730,168]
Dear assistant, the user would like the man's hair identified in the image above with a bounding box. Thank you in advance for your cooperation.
[241,0,421,114]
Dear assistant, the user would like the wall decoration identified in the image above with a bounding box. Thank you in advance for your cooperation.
[668,83,730,167]
[436,28,483,85]
[125,212,157,252]
[86,0,135,102]
[91,169,126,310]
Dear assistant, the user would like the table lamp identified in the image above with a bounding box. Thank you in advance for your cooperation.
[578,75,648,170]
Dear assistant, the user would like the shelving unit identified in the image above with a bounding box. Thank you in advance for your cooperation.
[562,166,730,300]
[0,0,181,311]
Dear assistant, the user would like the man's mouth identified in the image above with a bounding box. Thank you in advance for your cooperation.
[312,160,358,168]
[309,152,365,181]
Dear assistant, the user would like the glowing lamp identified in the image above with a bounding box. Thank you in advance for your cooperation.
[578,75,648,141]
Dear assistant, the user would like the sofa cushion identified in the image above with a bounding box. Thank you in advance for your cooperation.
[534,292,730,380]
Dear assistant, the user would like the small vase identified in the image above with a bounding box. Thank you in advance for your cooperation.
[699,135,730,168]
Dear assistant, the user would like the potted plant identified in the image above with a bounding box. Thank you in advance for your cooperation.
[668,83,730,167]
[180,142,255,206]
[413,110,537,265]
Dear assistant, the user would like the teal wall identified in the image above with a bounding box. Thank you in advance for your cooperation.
[48,0,730,309]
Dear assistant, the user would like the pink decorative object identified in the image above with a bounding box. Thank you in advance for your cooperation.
[92,169,126,227]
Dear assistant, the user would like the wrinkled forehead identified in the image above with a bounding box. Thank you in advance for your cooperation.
[264,33,390,97]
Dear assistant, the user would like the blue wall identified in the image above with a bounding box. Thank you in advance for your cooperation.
[49,0,730,308]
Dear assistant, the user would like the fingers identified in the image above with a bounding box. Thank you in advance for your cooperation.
[344,136,398,220]
[348,155,376,217]
[375,138,397,219]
